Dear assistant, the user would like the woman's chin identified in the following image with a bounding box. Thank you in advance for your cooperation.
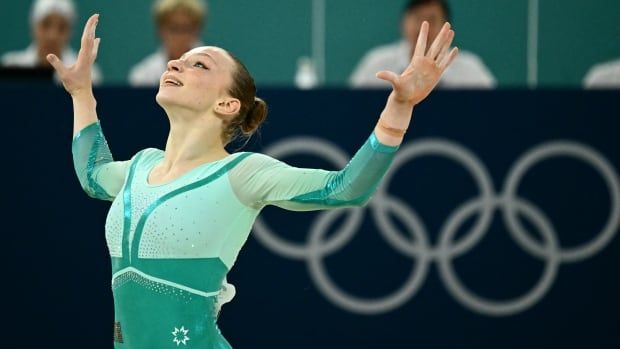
[155,89,178,106]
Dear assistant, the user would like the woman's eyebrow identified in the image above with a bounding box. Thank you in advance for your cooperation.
[194,52,217,65]
[179,52,217,66]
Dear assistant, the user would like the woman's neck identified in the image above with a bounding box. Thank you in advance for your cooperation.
[159,113,230,173]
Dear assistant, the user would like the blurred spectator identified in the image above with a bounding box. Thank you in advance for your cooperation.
[350,0,495,89]
[583,58,620,89]
[1,0,102,84]
[129,0,207,86]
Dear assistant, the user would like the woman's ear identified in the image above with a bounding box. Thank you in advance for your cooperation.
[214,97,241,117]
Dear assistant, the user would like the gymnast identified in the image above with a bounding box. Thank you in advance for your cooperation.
[48,13,458,348]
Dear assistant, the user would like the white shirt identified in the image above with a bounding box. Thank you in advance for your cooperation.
[129,42,204,87]
[128,47,169,87]
[583,58,620,89]
[350,40,496,89]
[1,43,102,85]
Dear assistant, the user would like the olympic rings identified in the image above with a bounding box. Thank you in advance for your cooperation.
[253,136,620,316]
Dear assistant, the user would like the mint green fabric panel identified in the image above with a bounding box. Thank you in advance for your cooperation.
[135,258,229,293]
[217,205,259,269]
[131,153,254,263]
[72,120,130,201]
[229,131,399,211]
[229,152,333,210]
[133,175,257,269]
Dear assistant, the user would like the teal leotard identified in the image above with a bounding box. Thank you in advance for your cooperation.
[72,120,398,348]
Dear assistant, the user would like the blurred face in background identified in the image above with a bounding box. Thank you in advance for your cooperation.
[401,2,447,56]
[158,9,202,61]
[33,13,71,65]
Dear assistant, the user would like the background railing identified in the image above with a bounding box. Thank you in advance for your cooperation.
[2,0,619,86]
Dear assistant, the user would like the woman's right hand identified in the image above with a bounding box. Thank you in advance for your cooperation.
[47,14,101,97]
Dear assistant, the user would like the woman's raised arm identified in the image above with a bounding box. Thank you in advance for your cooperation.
[229,21,459,211]
[373,21,458,146]
[48,14,132,201]
[47,13,101,136]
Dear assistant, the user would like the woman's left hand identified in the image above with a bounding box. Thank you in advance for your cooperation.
[376,21,459,106]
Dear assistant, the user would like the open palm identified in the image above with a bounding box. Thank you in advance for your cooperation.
[377,21,459,106]
[46,14,101,96]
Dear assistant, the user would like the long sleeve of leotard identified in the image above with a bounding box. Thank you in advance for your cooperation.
[72,120,130,201]
[230,131,399,211]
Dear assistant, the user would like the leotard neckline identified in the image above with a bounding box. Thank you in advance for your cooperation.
[145,150,241,188]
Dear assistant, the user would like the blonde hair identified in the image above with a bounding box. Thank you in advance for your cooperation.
[153,0,207,26]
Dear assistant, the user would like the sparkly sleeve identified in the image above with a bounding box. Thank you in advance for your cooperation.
[71,120,131,201]
[230,131,399,211]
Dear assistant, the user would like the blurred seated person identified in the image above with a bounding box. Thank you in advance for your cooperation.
[350,0,495,89]
[583,58,620,89]
[128,0,207,86]
[1,0,102,84]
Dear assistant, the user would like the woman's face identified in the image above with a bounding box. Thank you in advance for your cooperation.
[156,46,237,114]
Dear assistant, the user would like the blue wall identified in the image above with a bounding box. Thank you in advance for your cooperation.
[3,85,619,347]
[1,0,619,86]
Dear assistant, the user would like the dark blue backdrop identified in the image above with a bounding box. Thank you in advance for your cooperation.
[3,86,619,348]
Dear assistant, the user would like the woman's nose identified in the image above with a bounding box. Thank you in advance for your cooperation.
[167,59,183,72]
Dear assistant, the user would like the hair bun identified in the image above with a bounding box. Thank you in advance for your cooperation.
[241,97,268,134]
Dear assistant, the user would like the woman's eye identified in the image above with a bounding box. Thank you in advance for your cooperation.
[194,62,209,70]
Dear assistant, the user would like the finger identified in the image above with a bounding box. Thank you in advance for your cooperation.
[79,14,99,57]
[427,22,451,59]
[46,54,68,75]
[413,21,429,57]
[438,47,459,70]
[376,70,399,85]
[80,14,98,47]
[92,38,101,60]
[435,30,454,65]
